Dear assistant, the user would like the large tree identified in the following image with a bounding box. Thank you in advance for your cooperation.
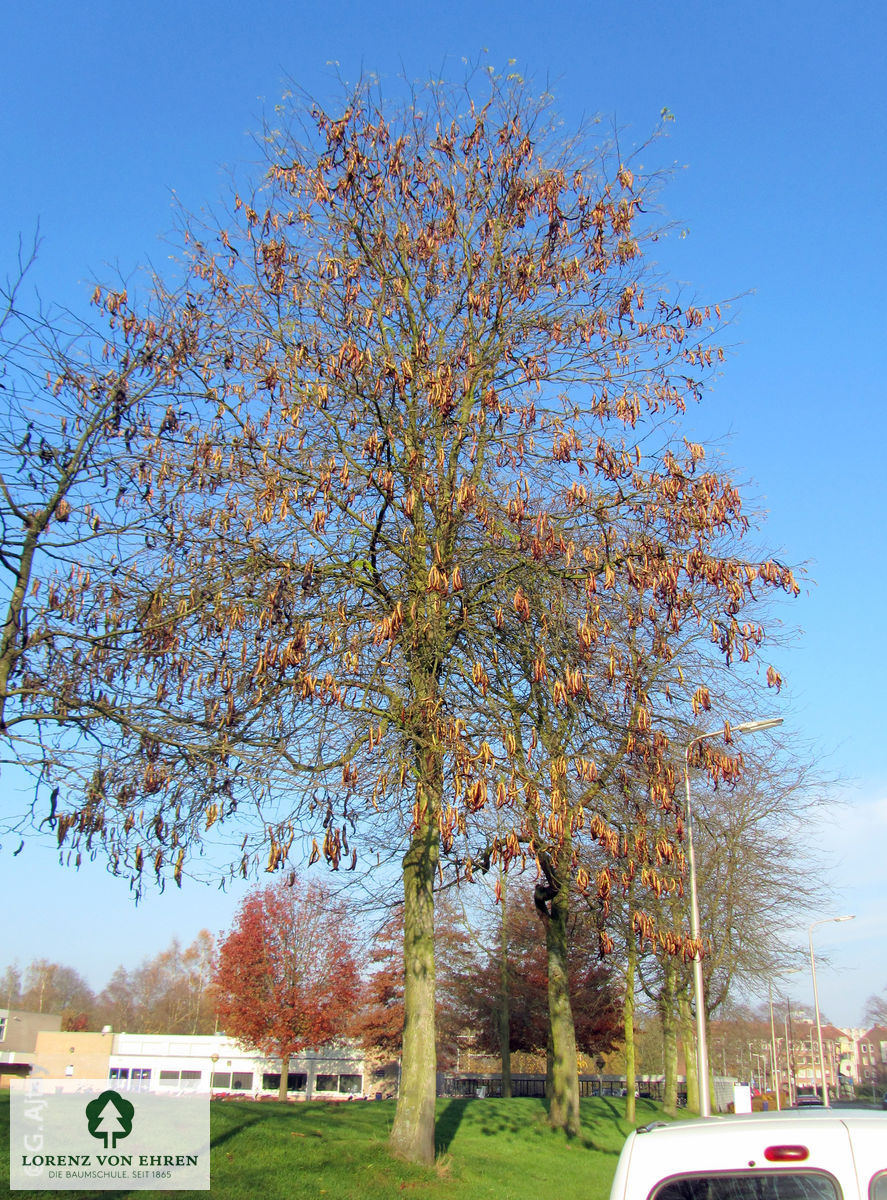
[613,745,832,1113]
[9,958,95,1028]
[27,71,798,1161]
[212,878,361,1100]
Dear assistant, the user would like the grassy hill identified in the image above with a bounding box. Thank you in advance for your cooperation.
[1,1093,670,1199]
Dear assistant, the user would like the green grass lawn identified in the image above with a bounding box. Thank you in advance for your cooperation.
[2,1093,670,1199]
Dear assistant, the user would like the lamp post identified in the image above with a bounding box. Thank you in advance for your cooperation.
[683,716,783,1118]
[783,1009,794,1106]
[768,982,782,1109]
[767,968,801,1110]
[808,915,855,1107]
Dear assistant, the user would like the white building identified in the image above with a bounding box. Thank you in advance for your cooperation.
[108,1033,366,1099]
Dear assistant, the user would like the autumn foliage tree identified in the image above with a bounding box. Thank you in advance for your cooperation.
[213,878,361,1100]
[28,69,799,1160]
[354,913,405,1058]
[96,932,216,1035]
[355,897,478,1067]
[462,887,622,1063]
[2,957,95,1028]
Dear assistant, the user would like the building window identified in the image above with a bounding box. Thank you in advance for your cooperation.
[109,1066,151,1091]
[230,1072,253,1091]
[262,1072,308,1093]
[158,1069,202,1089]
[315,1075,338,1092]
[211,1072,231,1089]
[0,1016,7,1041]
[338,1075,362,1094]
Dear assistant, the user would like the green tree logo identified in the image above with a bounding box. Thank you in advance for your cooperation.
[85,1090,135,1148]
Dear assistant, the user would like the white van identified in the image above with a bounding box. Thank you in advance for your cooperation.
[610,1110,887,1200]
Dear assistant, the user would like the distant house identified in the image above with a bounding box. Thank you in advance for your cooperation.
[706,1014,861,1099]
[857,1025,887,1087]
[0,1008,63,1085]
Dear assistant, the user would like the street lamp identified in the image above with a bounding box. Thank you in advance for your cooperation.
[768,982,781,1109]
[784,1004,796,1107]
[809,915,855,1108]
[683,716,783,1118]
[768,969,801,1111]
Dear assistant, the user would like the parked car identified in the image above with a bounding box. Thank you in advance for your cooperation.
[795,1094,825,1107]
[609,1109,887,1200]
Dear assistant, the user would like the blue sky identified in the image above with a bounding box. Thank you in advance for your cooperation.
[1,1,884,1028]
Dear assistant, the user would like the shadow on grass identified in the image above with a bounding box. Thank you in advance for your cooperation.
[437,1097,560,1147]
[434,1095,655,1155]
[435,1097,470,1152]
[209,1100,270,1149]
[580,1096,664,1154]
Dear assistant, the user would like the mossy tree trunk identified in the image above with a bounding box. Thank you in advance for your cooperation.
[679,991,699,1113]
[660,958,679,1115]
[389,791,440,1164]
[623,933,637,1124]
[540,849,580,1137]
[497,877,512,1098]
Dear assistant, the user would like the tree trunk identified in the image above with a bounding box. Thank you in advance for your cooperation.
[389,807,440,1164]
[679,991,699,1113]
[623,935,637,1124]
[545,869,580,1137]
[278,1058,289,1102]
[498,877,512,1099]
[660,959,678,1115]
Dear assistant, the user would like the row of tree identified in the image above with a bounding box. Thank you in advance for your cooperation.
[1,69,815,1160]
[1,879,624,1089]
[5,786,823,1117]
[1,933,215,1035]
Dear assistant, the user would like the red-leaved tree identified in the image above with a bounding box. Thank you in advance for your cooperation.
[213,879,361,1100]
[473,892,622,1063]
[355,899,477,1067]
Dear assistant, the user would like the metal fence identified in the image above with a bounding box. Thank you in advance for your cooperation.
[439,1073,677,1101]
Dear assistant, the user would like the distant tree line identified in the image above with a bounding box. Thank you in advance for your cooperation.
[1,931,216,1035]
